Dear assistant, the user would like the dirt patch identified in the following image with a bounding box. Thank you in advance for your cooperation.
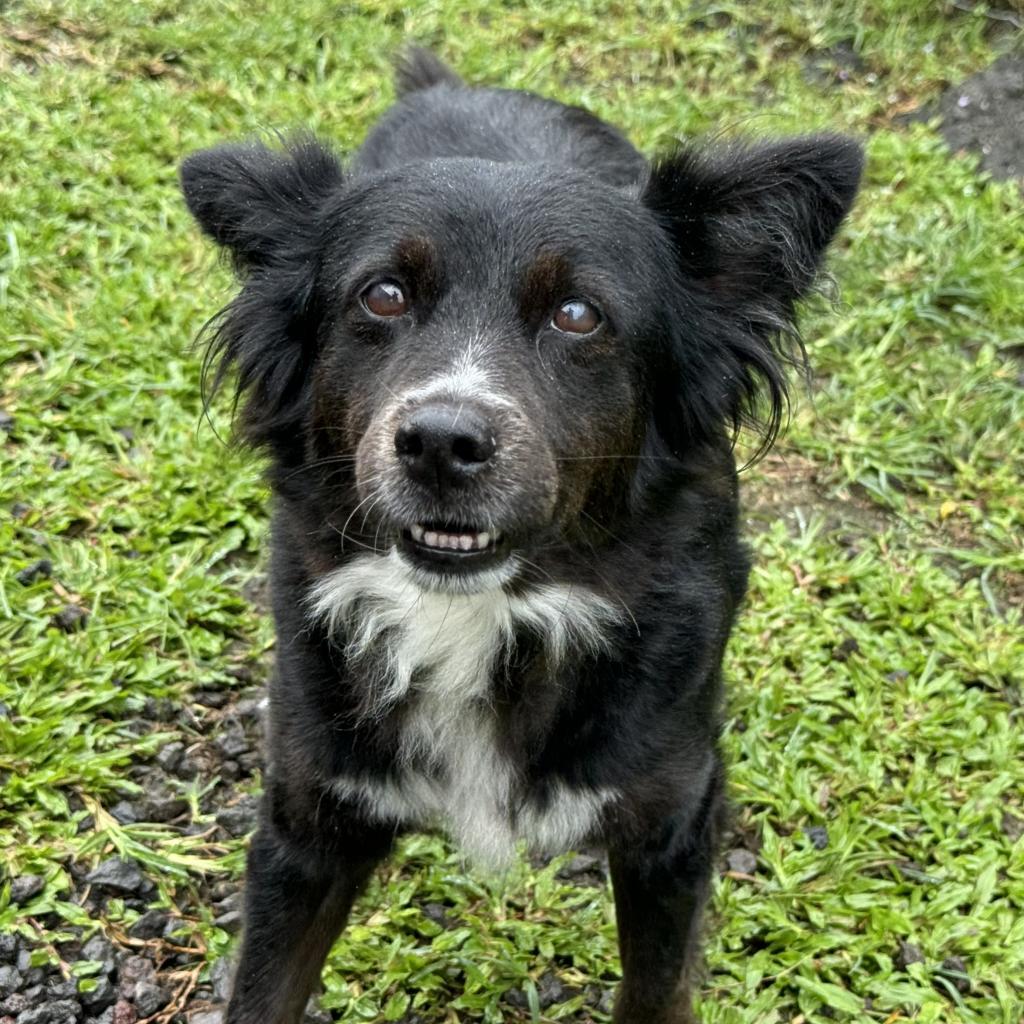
[1,15,188,81]
[0,18,103,72]
[742,450,893,537]
[910,54,1024,180]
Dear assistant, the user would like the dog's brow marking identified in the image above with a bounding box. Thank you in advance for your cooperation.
[308,550,621,869]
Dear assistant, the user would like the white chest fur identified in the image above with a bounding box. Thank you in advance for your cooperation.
[308,550,621,869]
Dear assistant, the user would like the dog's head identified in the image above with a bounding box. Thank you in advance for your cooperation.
[182,133,860,590]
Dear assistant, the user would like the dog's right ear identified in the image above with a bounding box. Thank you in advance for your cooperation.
[180,136,344,271]
[181,137,344,450]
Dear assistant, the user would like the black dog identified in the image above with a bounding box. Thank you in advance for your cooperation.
[181,49,862,1024]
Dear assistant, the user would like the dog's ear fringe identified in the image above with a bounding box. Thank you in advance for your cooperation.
[182,134,345,448]
[196,265,321,450]
[644,134,863,462]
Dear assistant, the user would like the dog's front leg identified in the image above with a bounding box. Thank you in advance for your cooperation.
[226,795,393,1024]
[608,761,725,1024]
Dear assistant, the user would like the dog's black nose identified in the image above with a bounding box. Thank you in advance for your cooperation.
[395,403,496,488]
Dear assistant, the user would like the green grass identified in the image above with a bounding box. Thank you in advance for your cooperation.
[1,1,1022,1021]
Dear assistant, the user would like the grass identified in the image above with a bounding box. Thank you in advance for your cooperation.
[1,1,1022,1021]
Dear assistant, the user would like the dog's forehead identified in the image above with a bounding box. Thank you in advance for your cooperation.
[333,158,654,266]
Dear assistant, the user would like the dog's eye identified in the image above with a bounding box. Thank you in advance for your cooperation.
[552,299,600,335]
[362,280,408,318]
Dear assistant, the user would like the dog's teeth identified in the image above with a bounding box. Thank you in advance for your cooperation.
[412,527,500,551]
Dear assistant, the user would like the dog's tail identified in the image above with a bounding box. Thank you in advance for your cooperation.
[394,47,463,96]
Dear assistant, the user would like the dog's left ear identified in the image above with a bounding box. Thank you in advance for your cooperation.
[644,134,863,314]
[643,135,863,454]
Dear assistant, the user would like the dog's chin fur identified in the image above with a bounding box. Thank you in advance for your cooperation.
[394,548,523,595]
[307,548,621,869]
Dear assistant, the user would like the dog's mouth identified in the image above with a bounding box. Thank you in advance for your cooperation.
[399,520,510,575]
[407,522,502,553]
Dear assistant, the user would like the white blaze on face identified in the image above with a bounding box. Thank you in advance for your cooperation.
[400,345,518,412]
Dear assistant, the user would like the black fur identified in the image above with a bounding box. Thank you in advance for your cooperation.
[181,48,862,1024]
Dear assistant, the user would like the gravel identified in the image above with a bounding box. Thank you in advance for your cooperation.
[85,859,148,897]
[8,875,45,906]
[0,964,23,997]
[725,847,758,875]
[126,910,169,941]
[15,560,52,585]
[803,825,829,850]
[80,976,118,1013]
[53,604,88,633]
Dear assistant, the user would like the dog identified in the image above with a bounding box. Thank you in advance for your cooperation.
[181,48,862,1024]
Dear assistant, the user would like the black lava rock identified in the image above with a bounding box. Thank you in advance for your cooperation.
[80,935,115,975]
[803,825,829,850]
[16,560,52,585]
[80,975,117,1013]
[537,972,571,1008]
[17,999,82,1024]
[45,978,78,1000]
[132,980,169,1016]
[725,848,758,874]
[421,903,452,930]
[193,690,229,709]
[215,720,249,759]
[209,957,234,1003]
[127,910,168,941]
[0,963,23,997]
[896,941,925,970]
[504,988,529,1010]
[214,796,258,838]
[939,955,970,993]
[142,698,176,723]
[109,801,141,825]
[117,955,155,997]
[9,875,45,905]
[85,858,146,897]
[188,1012,223,1024]
[555,851,607,886]
[147,797,189,823]
[213,910,243,934]
[154,742,185,772]
[53,604,88,633]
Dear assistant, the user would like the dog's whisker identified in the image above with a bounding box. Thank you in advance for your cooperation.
[553,454,677,462]
[579,508,646,559]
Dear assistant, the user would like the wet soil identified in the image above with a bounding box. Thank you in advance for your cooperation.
[910,54,1024,180]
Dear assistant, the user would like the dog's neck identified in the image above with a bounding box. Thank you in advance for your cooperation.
[307,549,620,718]
[308,550,622,868]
